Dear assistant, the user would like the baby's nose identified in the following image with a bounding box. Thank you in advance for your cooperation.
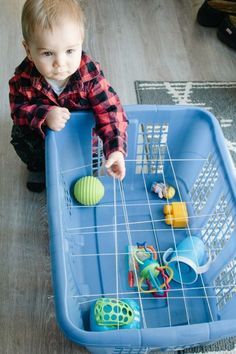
[53,55,65,67]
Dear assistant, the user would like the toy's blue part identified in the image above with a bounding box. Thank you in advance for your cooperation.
[137,241,146,248]
[148,269,164,295]
[46,105,236,353]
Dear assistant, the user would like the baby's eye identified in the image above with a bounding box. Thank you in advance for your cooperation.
[66,49,74,55]
[42,51,53,57]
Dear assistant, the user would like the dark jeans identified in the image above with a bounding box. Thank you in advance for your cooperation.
[10,125,45,172]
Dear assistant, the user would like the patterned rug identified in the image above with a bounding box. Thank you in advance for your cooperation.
[135,81,236,167]
[135,81,236,354]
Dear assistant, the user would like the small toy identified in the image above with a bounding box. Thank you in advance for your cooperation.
[163,202,188,228]
[74,176,104,205]
[128,242,173,298]
[90,298,141,331]
[151,182,175,199]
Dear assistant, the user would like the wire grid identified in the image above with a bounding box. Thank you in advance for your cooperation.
[60,123,236,330]
[135,122,168,174]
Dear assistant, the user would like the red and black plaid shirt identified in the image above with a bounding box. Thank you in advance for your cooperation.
[9,51,128,158]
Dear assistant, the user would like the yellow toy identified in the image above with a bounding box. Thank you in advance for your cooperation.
[163,202,188,228]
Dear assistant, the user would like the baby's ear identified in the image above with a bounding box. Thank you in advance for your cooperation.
[22,40,32,61]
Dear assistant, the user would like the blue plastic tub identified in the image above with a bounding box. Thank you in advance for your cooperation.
[46,105,236,353]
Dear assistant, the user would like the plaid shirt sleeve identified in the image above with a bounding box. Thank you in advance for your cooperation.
[87,69,128,159]
[9,75,55,137]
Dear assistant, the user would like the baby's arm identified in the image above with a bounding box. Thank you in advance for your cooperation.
[9,77,70,136]
[9,77,56,136]
[88,69,128,180]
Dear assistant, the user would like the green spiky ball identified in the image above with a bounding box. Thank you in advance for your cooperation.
[74,176,104,205]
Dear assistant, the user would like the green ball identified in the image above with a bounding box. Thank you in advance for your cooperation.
[74,176,105,205]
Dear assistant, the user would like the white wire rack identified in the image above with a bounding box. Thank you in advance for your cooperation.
[59,151,236,331]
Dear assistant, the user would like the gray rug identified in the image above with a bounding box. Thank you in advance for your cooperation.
[135,81,236,167]
[135,81,236,354]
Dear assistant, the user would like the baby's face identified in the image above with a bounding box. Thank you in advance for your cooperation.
[24,18,83,84]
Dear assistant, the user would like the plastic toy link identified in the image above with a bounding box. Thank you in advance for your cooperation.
[90,298,141,331]
[128,242,173,298]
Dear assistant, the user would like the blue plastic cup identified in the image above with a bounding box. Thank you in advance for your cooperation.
[163,236,211,284]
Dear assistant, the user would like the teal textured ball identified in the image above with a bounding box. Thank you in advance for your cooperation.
[74,176,105,205]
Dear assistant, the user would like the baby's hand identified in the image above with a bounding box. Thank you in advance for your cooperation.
[45,107,70,131]
[105,151,126,180]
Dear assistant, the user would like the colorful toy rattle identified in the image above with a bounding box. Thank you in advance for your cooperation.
[128,242,173,298]
[90,298,141,331]
[151,182,175,199]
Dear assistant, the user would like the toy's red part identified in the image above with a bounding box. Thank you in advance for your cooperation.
[147,245,157,260]
[146,279,168,298]
[128,271,134,287]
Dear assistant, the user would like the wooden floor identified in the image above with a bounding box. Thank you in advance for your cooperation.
[1,1,236,353]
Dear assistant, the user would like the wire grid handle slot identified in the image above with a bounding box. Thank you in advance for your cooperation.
[214,258,236,310]
[201,194,235,262]
[135,122,168,174]
[189,153,219,214]
[91,132,105,177]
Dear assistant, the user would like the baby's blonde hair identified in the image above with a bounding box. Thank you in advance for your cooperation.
[21,0,85,43]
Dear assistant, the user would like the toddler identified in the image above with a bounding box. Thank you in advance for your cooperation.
[9,0,128,192]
